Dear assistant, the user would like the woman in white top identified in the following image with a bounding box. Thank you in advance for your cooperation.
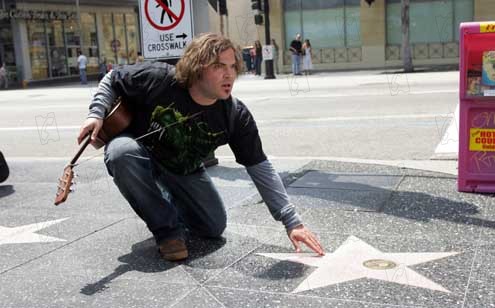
[302,39,313,75]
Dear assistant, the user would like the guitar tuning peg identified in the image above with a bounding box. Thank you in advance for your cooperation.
[73,173,79,178]
[70,187,76,193]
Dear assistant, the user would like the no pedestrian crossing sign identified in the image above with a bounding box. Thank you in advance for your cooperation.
[262,45,273,60]
[139,0,194,60]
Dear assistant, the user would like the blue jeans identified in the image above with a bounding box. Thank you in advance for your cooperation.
[104,134,227,245]
[255,56,262,75]
[79,68,87,84]
[291,54,301,75]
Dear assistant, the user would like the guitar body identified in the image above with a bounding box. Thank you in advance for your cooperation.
[93,97,133,149]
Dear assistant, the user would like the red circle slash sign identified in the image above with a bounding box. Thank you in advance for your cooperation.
[145,0,185,31]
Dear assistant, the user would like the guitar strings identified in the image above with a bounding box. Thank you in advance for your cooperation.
[72,111,204,168]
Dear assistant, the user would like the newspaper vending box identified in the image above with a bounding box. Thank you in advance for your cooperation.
[458,22,495,192]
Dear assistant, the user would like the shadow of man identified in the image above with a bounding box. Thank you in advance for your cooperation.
[288,171,495,230]
[80,235,226,295]
[0,185,14,199]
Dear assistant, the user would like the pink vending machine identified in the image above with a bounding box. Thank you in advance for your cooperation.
[458,22,495,192]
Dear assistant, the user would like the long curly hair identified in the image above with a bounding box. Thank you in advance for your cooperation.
[175,33,243,88]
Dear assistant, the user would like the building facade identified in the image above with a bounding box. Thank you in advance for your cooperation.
[0,0,210,85]
[0,0,142,85]
[212,0,495,73]
[3,0,495,85]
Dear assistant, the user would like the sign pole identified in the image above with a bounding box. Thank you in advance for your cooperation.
[139,0,193,61]
[263,0,275,79]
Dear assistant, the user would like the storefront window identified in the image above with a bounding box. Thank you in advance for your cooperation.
[100,12,139,66]
[102,13,116,66]
[27,20,49,80]
[0,20,16,82]
[47,20,68,77]
[284,0,361,49]
[454,0,474,41]
[125,13,139,64]
[386,0,473,45]
[81,13,98,74]
[64,18,80,76]
[114,14,127,65]
[22,10,138,80]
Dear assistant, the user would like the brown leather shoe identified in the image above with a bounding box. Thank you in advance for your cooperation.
[159,239,188,261]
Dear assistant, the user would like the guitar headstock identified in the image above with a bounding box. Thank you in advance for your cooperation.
[54,165,75,206]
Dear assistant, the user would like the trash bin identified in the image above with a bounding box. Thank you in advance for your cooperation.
[0,151,9,183]
[458,21,495,192]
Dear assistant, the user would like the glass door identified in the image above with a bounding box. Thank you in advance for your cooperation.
[64,19,80,76]
[27,20,49,80]
[47,20,68,77]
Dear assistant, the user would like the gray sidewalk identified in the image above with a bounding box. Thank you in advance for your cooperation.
[0,159,493,308]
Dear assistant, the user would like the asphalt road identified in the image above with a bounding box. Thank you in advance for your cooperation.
[0,69,458,161]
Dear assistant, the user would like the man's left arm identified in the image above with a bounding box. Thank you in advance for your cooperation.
[246,160,325,255]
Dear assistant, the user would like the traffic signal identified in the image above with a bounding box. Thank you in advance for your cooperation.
[254,14,263,25]
[365,0,375,6]
[219,0,227,15]
[251,0,262,11]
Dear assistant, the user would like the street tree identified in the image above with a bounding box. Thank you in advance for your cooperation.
[401,0,414,72]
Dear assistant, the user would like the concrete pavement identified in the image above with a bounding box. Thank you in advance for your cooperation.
[0,157,493,308]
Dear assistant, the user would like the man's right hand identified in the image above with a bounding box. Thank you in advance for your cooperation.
[77,118,103,145]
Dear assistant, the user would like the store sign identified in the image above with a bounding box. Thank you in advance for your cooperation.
[480,22,495,33]
[0,9,77,21]
[470,128,495,151]
[139,0,194,59]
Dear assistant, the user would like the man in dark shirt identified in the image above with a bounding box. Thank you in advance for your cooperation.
[289,33,302,75]
[78,33,324,261]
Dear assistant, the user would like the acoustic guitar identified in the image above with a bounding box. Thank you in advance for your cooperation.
[54,97,132,205]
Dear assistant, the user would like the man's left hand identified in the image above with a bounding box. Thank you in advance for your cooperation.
[288,224,325,256]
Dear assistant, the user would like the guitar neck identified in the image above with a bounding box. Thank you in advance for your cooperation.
[70,134,92,165]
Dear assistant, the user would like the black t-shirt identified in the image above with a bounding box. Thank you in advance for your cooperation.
[290,40,302,55]
[110,62,266,175]
[255,45,262,56]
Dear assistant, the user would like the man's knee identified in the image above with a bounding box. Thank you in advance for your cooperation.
[104,137,147,175]
[203,220,226,238]
[202,210,227,238]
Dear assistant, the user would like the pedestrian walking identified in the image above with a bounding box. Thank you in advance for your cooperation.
[98,57,108,82]
[136,52,145,64]
[242,47,252,73]
[0,63,8,89]
[302,39,313,75]
[77,33,325,262]
[77,51,88,84]
[254,40,262,76]
[289,34,302,75]
[271,39,280,74]
[249,47,256,73]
